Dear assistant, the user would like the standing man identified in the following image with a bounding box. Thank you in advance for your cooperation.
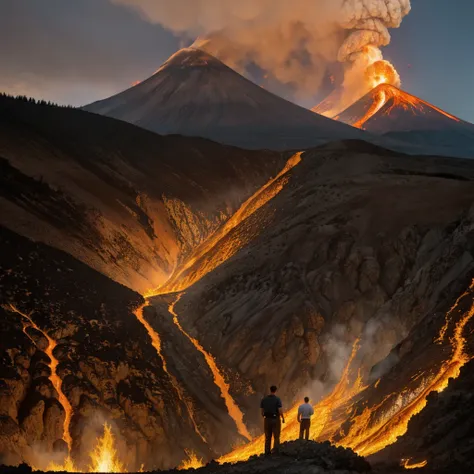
[261,385,285,454]
[297,396,314,440]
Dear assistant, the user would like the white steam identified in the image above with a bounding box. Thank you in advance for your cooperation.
[113,0,411,107]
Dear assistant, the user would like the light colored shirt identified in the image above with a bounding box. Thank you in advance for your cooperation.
[298,403,314,419]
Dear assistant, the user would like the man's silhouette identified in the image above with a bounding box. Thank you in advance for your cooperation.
[260,385,285,454]
[297,396,314,440]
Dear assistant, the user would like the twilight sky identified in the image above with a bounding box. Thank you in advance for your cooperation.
[1,0,473,122]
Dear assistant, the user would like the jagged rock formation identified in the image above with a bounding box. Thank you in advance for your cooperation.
[0,95,284,293]
[84,48,366,151]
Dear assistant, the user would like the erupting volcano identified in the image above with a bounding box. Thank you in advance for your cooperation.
[335,84,469,133]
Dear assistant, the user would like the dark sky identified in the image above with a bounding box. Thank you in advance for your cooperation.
[1,0,473,122]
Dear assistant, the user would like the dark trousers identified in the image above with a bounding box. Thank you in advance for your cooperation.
[299,419,311,440]
[264,417,281,454]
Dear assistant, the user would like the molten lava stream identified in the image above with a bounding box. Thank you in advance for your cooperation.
[333,281,474,457]
[133,304,206,443]
[148,152,303,297]
[9,305,73,452]
[169,294,252,441]
[402,458,428,470]
[218,339,364,463]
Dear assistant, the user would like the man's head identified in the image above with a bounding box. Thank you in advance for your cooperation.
[304,397,309,403]
[270,385,278,394]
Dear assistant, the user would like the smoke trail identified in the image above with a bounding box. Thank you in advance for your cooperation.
[113,0,411,106]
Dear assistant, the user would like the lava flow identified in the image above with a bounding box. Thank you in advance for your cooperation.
[331,281,474,457]
[169,294,252,441]
[133,304,206,443]
[149,152,303,296]
[8,305,73,452]
[218,339,364,464]
[402,459,428,470]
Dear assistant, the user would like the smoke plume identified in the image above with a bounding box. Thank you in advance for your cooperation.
[113,0,411,109]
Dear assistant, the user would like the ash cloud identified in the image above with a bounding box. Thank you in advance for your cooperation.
[113,0,411,104]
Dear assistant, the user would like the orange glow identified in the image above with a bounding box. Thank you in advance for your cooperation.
[169,295,251,441]
[365,60,399,89]
[331,280,474,457]
[353,84,461,130]
[179,450,204,470]
[47,456,78,472]
[218,339,364,463]
[133,304,206,443]
[9,305,73,452]
[402,459,428,469]
[221,280,474,462]
[147,152,303,297]
[88,423,125,473]
[353,86,388,129]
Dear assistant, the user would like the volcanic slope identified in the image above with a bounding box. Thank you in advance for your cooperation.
[0,94,284,293]
[84,48,366,150]
[335,84,474,158]
[144,140,474,466]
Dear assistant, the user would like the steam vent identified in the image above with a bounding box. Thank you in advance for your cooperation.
[2,2,474,474]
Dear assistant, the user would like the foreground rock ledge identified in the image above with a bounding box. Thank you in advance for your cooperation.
[0,441,370,474]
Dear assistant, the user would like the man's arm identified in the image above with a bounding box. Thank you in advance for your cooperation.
[261,408,265,417]
[297,407,302,423]
[279,407,285,423]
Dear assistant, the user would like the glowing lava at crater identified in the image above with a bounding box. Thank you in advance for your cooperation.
[365,60,401,90]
